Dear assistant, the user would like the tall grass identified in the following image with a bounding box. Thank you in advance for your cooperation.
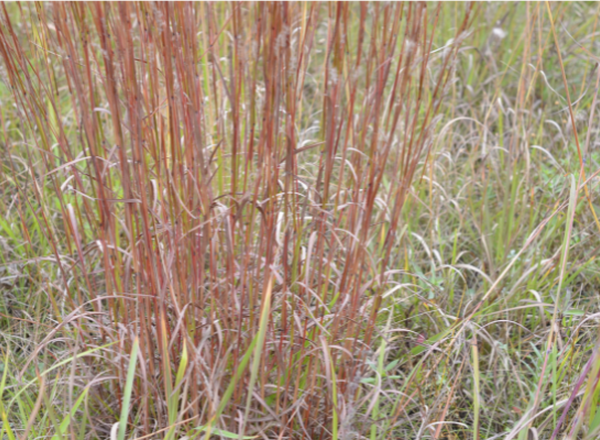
[0,3,473,438]
[7,2,600,440]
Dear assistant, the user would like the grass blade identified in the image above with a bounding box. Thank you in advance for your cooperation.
[118,337,140,440]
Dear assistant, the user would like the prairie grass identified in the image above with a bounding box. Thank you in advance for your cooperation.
[2,2,600,440]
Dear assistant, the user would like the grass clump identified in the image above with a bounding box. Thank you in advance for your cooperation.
[4,2,600,440]
[0,3,472,439]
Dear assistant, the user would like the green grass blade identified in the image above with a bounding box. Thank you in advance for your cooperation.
[118,337,140,440]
